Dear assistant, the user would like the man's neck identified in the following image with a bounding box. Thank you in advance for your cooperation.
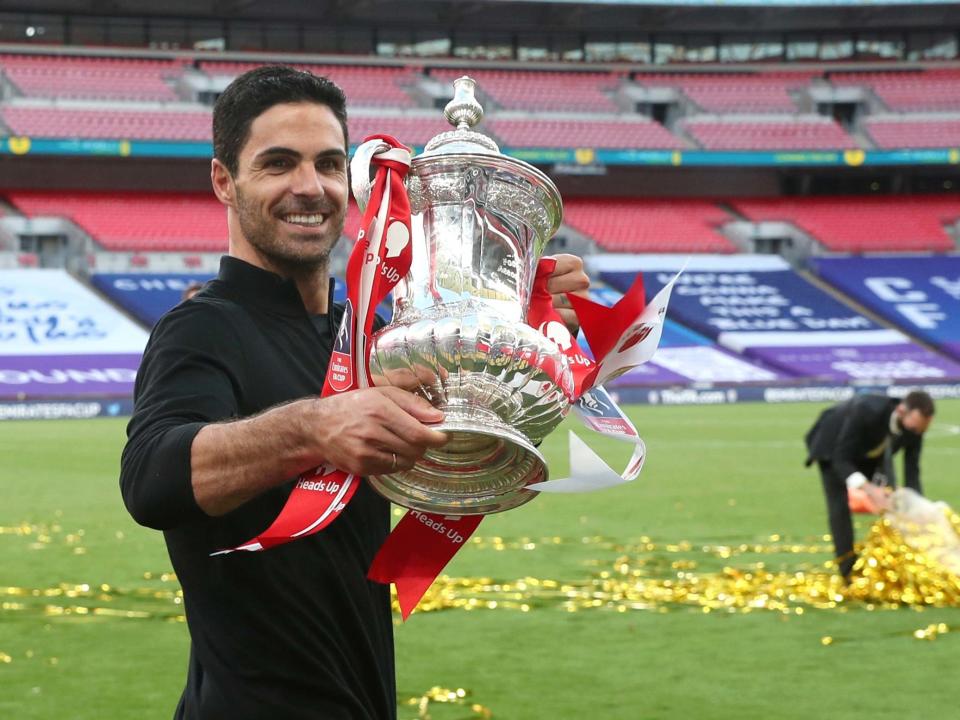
[229,245,330,314]
[291,270,330,315]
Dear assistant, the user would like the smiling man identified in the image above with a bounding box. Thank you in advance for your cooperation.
[119,66,589,720]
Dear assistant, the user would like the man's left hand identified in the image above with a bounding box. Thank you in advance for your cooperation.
[544,254,589,336]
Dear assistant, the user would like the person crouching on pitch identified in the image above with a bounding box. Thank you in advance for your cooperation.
[804,390,935,579]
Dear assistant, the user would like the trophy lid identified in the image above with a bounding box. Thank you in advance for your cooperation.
[420,76,501,157]
[410,75,563,242]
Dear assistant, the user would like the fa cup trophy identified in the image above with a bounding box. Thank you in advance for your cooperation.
[354,77,571,516]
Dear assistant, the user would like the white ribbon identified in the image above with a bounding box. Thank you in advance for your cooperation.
[529,270,683,494]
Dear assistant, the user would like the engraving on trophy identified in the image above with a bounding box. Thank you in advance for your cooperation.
[365,76,567,516]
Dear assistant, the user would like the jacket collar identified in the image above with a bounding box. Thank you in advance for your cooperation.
[216,255,337,318]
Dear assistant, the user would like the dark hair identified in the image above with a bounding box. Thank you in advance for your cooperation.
[212,65,349,176]
[902,390,935,417]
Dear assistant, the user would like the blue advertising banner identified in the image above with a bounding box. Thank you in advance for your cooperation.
[590,254,960,382]
[587,283,789,385]
[3,135,959,167]
[92,273,390,328]
[812,255,960,361]
[91,273,216,327]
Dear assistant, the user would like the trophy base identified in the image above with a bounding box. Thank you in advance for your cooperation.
[368,404,547,515]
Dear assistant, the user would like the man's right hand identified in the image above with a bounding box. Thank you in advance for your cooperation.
[310,387,448,477]
[861,482,892,513]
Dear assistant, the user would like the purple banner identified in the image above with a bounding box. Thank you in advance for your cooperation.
[609,344,792,387]
[745,344,960,383]
[608,360,691,386]
[0,354,140,399]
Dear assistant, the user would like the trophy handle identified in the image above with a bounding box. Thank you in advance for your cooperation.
[349,138,391,213]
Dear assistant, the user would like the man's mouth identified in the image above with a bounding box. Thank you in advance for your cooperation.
[282,212,328,228]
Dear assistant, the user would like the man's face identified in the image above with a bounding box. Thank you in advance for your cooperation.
[898,406,933,435]
[227,101,348,272]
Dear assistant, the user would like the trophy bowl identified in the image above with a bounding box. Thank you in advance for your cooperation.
[361,77,572,515]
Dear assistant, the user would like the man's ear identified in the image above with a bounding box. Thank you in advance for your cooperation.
[211,158,235,206]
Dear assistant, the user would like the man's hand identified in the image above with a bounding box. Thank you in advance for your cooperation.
[190,387,448,517]
[861,482,892,513]
[544,253,589,336]
[311,386,448,477]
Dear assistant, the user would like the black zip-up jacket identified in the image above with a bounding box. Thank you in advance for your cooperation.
[120,256,394,720]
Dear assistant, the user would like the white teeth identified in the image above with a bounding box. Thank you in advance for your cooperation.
[284,213,326,225]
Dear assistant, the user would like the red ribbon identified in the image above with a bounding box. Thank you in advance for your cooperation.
[219,135,412,554]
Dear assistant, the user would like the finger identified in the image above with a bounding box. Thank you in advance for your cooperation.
[375,447,423,474]
[377,386,444,424]
[545,264,589,296]
[546,274,589,295]
[375,389,449,447]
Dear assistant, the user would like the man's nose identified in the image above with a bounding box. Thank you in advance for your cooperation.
[290,162,325,197]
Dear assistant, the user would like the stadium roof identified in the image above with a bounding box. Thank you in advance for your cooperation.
[3,0,960,33]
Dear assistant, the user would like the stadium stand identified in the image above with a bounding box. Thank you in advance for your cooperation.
[733,196,959,252]
[0,54,185,101]
[200,61,419,107]
[678,115,857,150]
[349,113,453,147]
[428,68,623,113]
[829,69,960,112]
[562,198,737,253]
[863,116,960,149]
[632,72,814,113]
[0,106,212,140]
[6,192,227,251]
[487,117,683,149]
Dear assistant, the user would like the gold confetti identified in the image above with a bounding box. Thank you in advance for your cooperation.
[846,509,960,607]
[399,686,492,719]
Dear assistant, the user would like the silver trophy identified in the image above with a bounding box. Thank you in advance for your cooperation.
[355,77,571,516]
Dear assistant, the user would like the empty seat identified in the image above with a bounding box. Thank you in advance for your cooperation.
[562,198,737,253]
[733,196,958,252]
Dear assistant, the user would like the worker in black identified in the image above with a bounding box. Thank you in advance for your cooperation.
[119,66,590,719]
[804,390,935,578]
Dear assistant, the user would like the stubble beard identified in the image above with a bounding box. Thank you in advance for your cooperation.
[235,186,346,277]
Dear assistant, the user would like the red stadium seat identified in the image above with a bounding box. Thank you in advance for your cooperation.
[7,192,228,252]
[733,196,959,252]
[0,106,212,140]
[562,198,737,253]
[429,68,623,113]
[864,117,960,149]
[200,61,419,108]
[487,117,683,149]
[633,72,814,113]
[679,116,856,150]
[0,54,186,101]
[830,69,960,112]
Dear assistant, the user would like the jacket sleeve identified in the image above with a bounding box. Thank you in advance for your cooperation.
[119,303,242,531]
[902,434,923,493]
[830,400,873,483]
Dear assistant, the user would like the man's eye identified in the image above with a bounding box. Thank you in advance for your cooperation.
[317,159,341,172]
[267,158,290,169]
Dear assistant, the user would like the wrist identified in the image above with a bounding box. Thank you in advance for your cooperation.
[845,472,868,490]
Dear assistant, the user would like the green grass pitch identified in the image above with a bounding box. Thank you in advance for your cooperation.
[2,400,959,719]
